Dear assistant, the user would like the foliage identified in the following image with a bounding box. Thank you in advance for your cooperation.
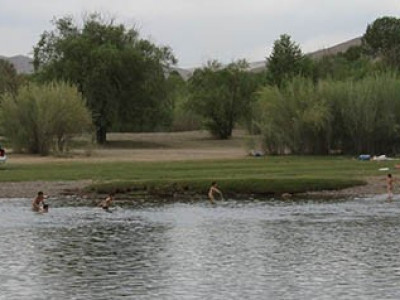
[363,16,400,68]
[314,46,375,80]
[254,77,331,154]
[322,73,400,154]
[188,60,258,139]
[0,59,19,97]
[255,73,400,155]
[266,34,313,86]
[33,14,176,144]
[166,71,202,131]
[0,82,92,155]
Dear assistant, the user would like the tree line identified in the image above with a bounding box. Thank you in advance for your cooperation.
[0,14,399,155]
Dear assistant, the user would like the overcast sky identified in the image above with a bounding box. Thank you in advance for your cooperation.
[0,0,399,68]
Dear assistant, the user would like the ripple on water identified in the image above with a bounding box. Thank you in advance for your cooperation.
[0,197,400,299]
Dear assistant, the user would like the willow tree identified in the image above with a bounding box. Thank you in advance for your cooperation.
[0,82,92,155]
[255,74,400,155]
[255,77,331,154]
[33,14,176,144]
[188,60,258,139]
[322,74,400,154]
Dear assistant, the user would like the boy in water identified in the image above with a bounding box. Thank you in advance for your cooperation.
[98,193,114,211]
[32,191,45,212]
[387,173,394,200]
[208,182,223,204]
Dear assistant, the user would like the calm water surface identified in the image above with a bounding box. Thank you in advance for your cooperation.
[1,195,400,300]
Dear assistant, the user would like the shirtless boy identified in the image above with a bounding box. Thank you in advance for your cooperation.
[208,182,223,204]
[99,193,114,211]
[32,191,45,212]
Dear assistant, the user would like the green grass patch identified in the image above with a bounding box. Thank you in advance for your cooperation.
[85,177,366,197]
[0,155,393,196]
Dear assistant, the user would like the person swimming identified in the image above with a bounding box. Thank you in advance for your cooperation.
[32,191,49,213]
[98,193,114,211]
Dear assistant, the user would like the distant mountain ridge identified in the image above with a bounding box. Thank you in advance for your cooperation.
[0,55,34,74]
[1,37,362,77]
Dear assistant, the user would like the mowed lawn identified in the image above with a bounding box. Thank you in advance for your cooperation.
[0,131,395,195]
[0,156,395,195]
[0,156,393,182]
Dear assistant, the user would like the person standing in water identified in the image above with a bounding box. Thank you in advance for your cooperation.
[387,173,394,200]
[99,193,114,211]
[208,182,223,204]
[32,191,48,212]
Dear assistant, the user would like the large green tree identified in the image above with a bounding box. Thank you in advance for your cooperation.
[188,60,258,139]
[33,14,176,144]
[363,16,400,68]
[266,34,313,87]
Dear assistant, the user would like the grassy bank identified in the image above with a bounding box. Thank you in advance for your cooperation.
[0,155,394,197]
[86,178,365,198]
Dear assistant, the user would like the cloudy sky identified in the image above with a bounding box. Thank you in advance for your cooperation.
[0,0,399,68]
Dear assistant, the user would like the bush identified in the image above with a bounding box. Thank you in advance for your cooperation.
[255,73,400,155]
[0,82,92,155]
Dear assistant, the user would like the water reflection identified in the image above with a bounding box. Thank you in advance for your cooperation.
[0,197,400,299]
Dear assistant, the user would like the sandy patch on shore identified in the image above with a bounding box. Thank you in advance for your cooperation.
[302,176,386,199]
[0,180,92,199]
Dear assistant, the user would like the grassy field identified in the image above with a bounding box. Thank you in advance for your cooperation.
[0,155,394,197]
[0,131,396,197]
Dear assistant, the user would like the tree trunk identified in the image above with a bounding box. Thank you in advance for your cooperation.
[96,124,107,145]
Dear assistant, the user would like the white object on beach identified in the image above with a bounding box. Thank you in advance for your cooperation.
[373,155,388,161]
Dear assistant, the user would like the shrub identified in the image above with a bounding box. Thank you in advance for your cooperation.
[0,82,92,155]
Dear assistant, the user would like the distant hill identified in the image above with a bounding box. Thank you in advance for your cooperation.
[246,37,363,73]
[0,55,34,74]
[1,37,363,76]
[307,37,362,60]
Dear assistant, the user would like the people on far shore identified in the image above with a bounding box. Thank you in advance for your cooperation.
[208,182,223,204]
[99,193,114,211]
[387,173,394,200]
[32,191,49,213]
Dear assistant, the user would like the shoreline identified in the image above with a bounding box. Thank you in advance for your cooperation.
[0,177,384,200]
[0,180,92,199]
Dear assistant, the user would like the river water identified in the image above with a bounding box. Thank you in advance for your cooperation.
[1,196,400,300]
